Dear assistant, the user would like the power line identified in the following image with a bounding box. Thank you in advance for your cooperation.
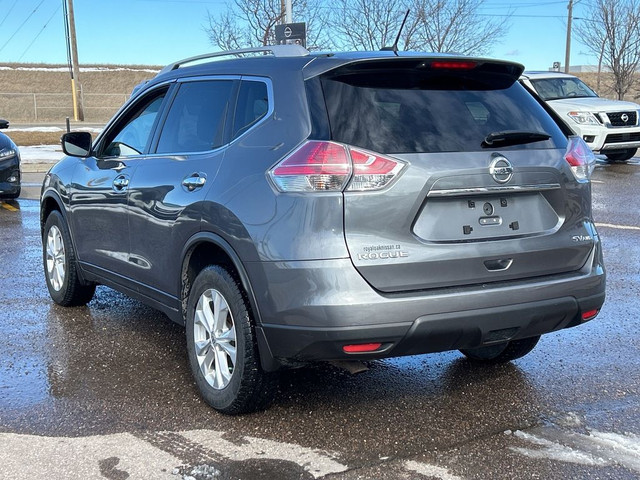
[132,0,226,3]
[477,13,566,18]
[0,0,47,55]
[0,0,20,30]
[62,0,72,76]
[18,4,62,61]
[480,1,567,8]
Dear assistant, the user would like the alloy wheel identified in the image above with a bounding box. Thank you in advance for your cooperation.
[46,225,66,291]
[193,288,237,389]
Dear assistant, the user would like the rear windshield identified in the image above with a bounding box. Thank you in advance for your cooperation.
[316,65,567,154]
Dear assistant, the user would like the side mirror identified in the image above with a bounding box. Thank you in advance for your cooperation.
[0,118,9,129]
[62,131,92,158]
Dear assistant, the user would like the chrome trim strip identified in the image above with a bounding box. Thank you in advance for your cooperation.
[601,142,640,150]
[427,183,562,198]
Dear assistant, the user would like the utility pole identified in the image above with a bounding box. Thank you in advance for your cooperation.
[65,0,84,121]
[564,0,573,74]
[280,0,292,24]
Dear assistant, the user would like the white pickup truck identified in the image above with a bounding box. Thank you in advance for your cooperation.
[521,71,640,162]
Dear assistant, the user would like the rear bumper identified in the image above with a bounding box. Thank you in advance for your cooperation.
[259,293,604,363]
[247,243,606,370]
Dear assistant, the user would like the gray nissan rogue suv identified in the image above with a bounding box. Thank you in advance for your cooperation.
[41,46,606,414]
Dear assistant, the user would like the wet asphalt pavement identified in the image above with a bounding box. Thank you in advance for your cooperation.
[0,161,639,479]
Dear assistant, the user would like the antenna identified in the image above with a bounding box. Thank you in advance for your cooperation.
[381,9,411,55]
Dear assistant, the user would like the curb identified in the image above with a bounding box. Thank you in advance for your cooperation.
[22,163,55,173]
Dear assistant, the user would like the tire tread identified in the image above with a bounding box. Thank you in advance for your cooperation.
[43,211,95,307]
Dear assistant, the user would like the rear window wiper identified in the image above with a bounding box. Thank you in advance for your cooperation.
[482,130,551,148]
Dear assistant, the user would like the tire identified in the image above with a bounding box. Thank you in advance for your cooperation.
[186,266,277,414]
[43,211,96,306]
[459,335,540,364]
[605,148,637,163]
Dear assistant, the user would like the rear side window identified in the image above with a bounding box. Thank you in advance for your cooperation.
[319,65,567,154]
[232,80,269,139]
[156,80,234,154]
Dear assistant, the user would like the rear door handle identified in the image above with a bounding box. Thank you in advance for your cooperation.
[182,173,207,191]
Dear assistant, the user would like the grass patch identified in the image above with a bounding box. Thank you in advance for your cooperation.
[7,131,65,146]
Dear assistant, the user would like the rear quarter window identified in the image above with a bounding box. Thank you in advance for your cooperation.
[232,80,269,139]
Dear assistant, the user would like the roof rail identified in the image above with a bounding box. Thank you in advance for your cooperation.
[158,45,310,75]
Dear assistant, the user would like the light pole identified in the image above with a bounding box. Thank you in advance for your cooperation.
[63,0,83,121]
[565,0,573,73]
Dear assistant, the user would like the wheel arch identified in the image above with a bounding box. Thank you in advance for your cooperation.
[40,190,66,236]
[180,232,281,372]
[180,232,262,326]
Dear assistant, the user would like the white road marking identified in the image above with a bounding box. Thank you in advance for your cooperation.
[182,429,347,478]
[596,223,640,231]
[0,429,348,479]
[404,460,464,480]
[0,432,179,479]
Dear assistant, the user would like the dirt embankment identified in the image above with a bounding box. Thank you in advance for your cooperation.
[0,63,160,124]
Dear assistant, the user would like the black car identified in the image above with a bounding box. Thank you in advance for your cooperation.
[0,118,21,199]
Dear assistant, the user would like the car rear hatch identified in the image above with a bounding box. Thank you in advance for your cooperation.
[311,57,596,292]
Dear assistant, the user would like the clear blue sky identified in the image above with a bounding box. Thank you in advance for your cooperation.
[0,0,598,70]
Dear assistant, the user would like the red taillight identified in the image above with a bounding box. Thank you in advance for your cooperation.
[582,309,599,321]
[346,146,406,191]
[269,141,406,193]
[430,61,477,70]
[565,136,596,182]
[270,141,350,192]
[343,343,382,353]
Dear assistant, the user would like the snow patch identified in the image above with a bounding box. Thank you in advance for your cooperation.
[581,431,640,472]
[19,145,63,164]
[511,428,640,472]
[511,430,608,466]
[8,127,103,133]
[404,460,463,480]
[0,66,159,74]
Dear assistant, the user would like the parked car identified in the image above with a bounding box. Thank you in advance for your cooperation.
[520,71,640,162]
[41,47,606,414]
[0,118,21,199]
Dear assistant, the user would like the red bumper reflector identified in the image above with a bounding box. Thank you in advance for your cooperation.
[582,309,599,321]
[343,343,382,353]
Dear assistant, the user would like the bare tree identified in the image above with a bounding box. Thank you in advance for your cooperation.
[205,0,332,51]
[206,0,507,56]
[410,0,509,56]
[331,0,410,51]
[575,0,640,100]
[330,0,507,54]
[206,0,282,49]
